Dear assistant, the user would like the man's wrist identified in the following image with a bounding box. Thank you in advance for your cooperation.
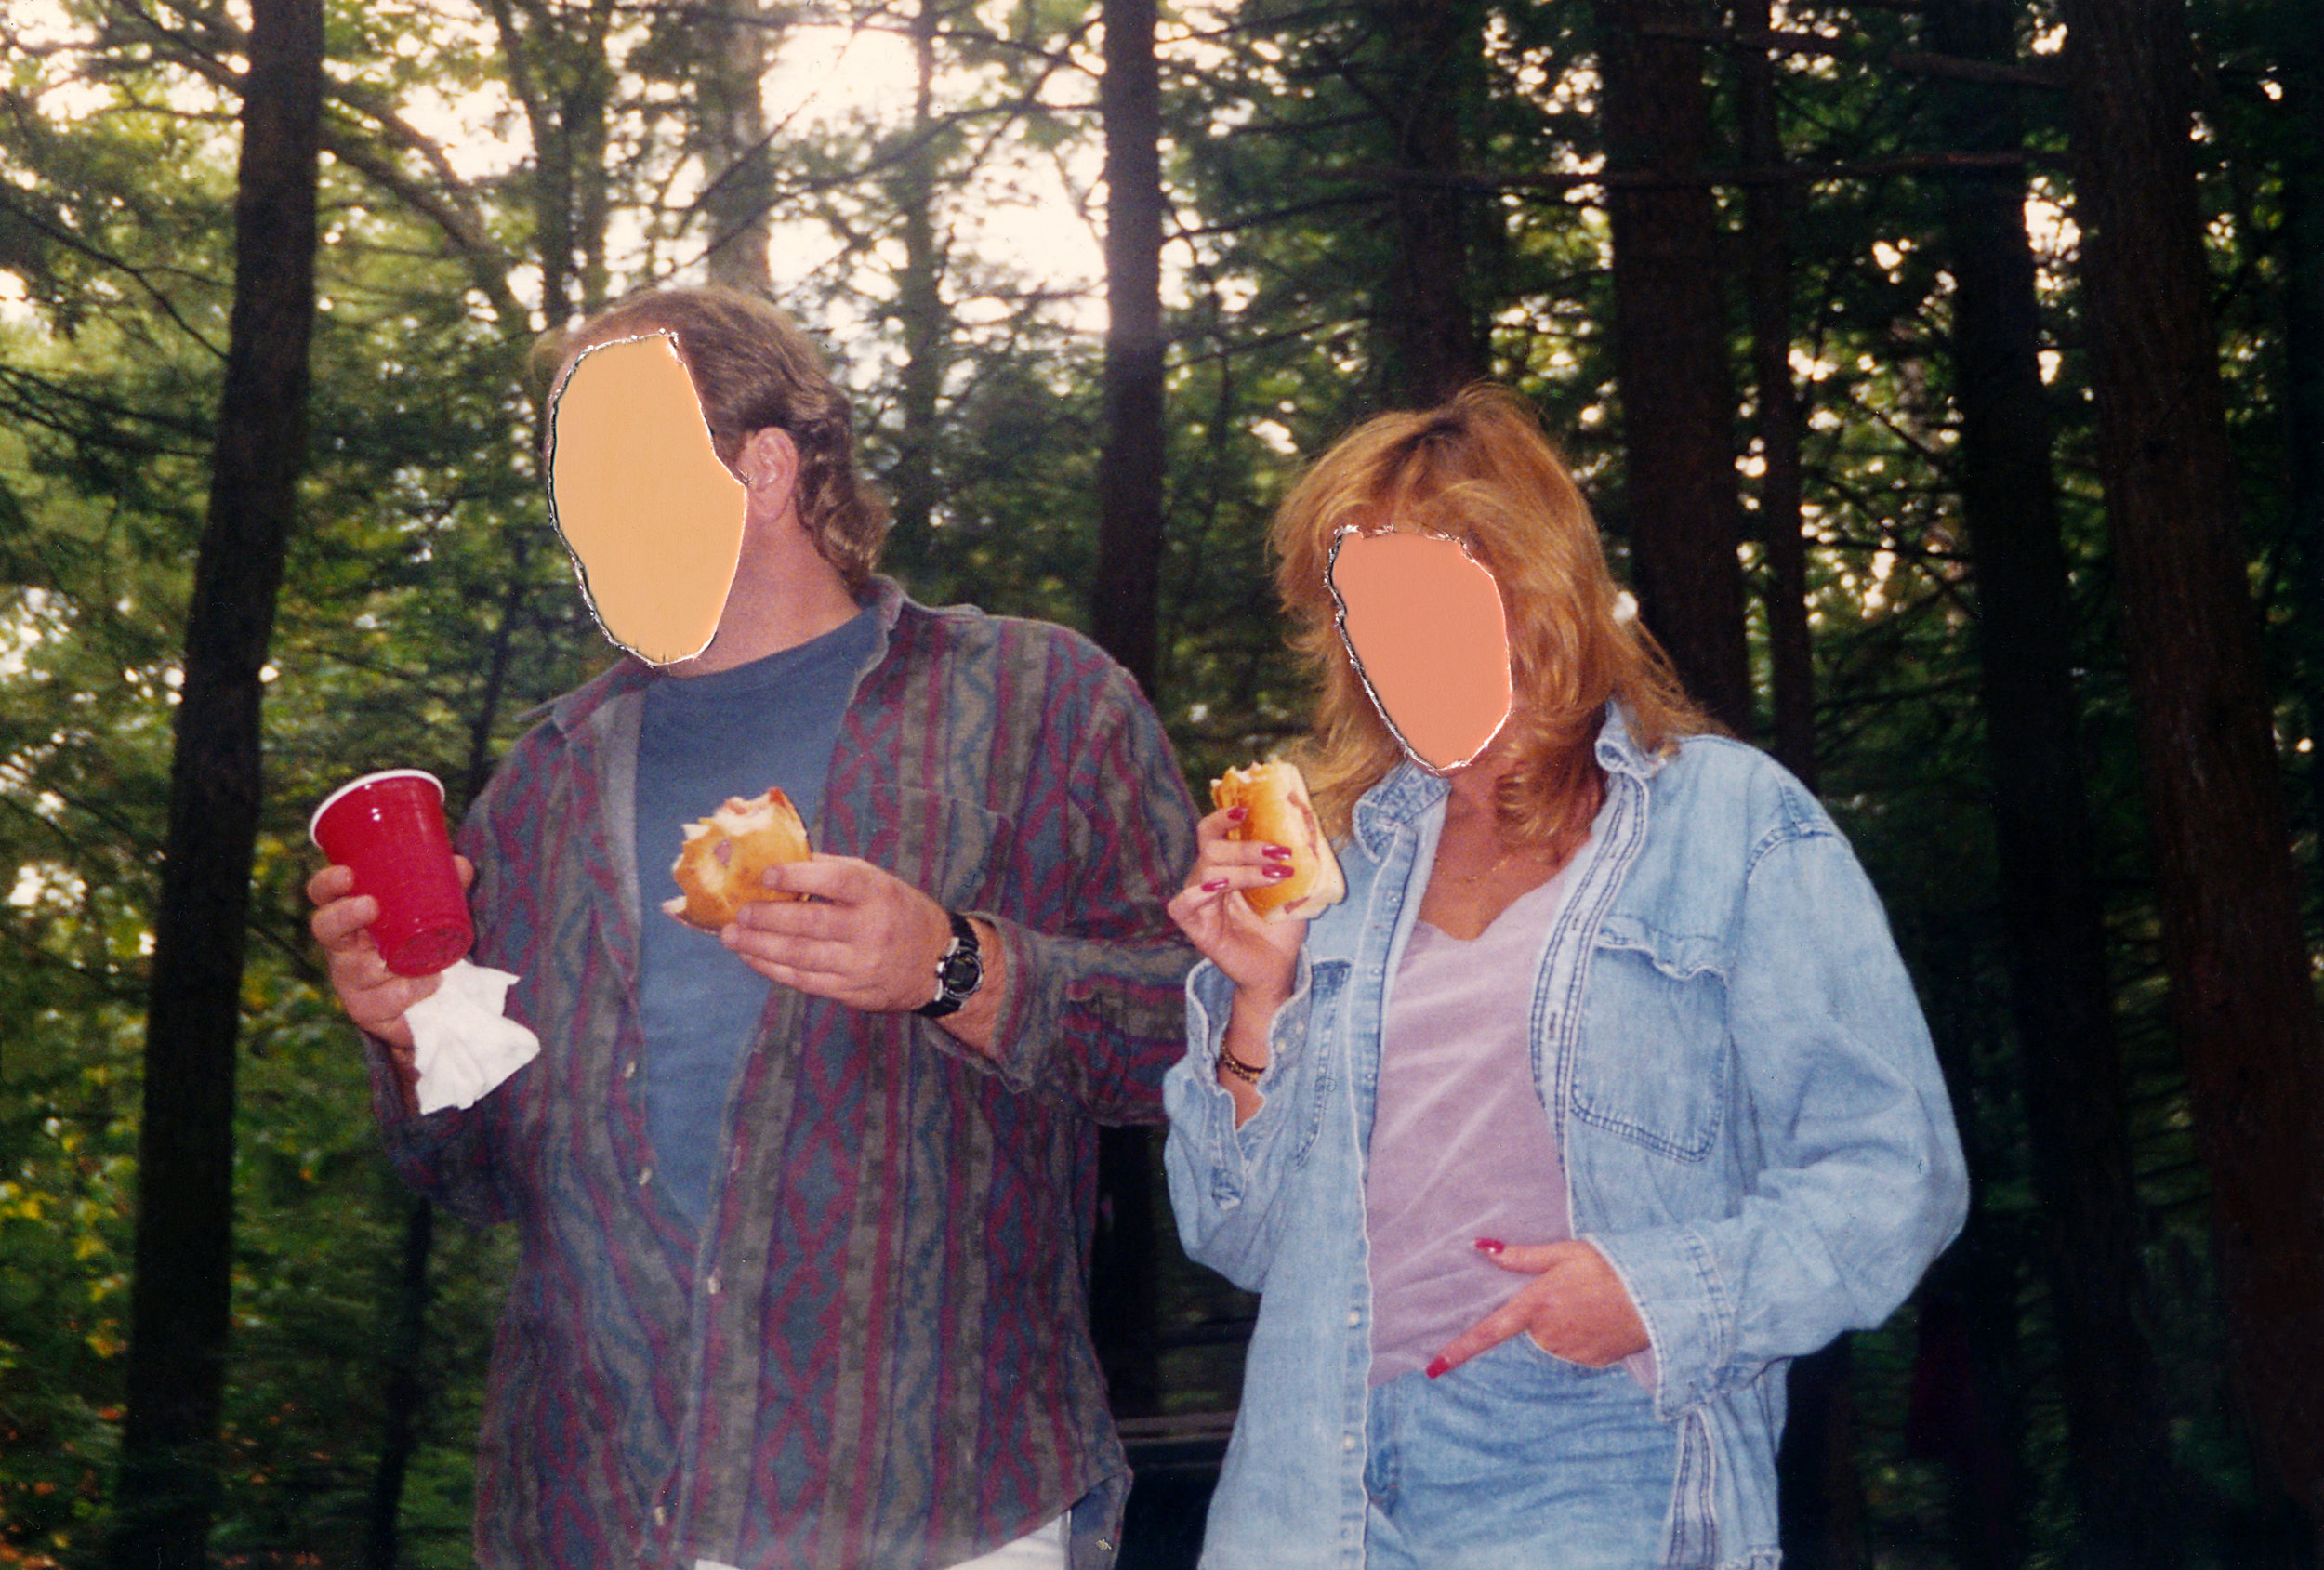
[914,911,984,1019]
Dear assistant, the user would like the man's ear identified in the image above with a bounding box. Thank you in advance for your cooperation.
[735,427,801,509]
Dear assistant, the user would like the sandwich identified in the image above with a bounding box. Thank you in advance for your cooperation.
[1209,761,1345,921]
[663,786,812,930]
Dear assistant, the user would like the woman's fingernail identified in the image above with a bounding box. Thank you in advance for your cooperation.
[1423,1357,1450,1379]
[1226,806,1248,821]
[1201,878,1228,892]
[1473,1237,1504,1255]
[1263,866,1291,879]
[1261,845,1293,862]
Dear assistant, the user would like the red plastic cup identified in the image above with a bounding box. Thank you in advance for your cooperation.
[310,770,475,977]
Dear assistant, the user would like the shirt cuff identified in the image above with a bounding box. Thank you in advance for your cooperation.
[1580,1225,1735,1421]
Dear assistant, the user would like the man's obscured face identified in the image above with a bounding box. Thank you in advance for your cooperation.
[548,333,748,666]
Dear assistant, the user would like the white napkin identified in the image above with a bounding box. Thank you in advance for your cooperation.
[403,959,541,1115]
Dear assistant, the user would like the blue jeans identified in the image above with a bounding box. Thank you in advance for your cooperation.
[1362,1336,1678,1570]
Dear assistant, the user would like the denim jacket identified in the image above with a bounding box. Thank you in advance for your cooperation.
[1163,711,1969,1570]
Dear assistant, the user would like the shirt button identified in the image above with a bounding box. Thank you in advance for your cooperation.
[623,1060,638,1079]
[639,1168,653,1186]
[1341,1433,1358,1452]
[653,1505,668,1528]
[730,1149,743,1173]
[706,1272,721,1296]
[1346,1310,1361,1327]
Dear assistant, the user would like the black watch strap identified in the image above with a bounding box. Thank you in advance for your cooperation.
[915,912,984,1019]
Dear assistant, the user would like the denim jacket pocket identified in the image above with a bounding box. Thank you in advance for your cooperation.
[1571,917,1730,1161]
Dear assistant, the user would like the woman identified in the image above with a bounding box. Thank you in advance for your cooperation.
[1162,388,1967,1570]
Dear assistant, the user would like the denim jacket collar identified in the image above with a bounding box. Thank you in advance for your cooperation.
[1349,702,1662,861]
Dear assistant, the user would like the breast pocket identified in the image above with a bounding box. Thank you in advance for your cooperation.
[1569,916,1730,1162]
[828,784,1011,912]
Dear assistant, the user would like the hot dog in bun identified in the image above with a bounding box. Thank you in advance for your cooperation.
[663,786,812,930]
[1210,761,1345,921]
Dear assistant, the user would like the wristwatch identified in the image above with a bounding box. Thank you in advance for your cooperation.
[915,912,984,1019]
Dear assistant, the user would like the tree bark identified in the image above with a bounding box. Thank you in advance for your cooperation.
[699,0,775,291]
[1379,0,1489,403]
[107,2,324,1564]
[1088,0,1168,1420]
[1909,930,2030,1570]
[2059,0,2324,1544]
[1736,0,1814,786]
[1930,5,2187,1565]
[2287,20,2324,846]
[1598,0,1754,735]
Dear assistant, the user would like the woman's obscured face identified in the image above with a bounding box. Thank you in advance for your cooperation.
[1327,526,1513,772]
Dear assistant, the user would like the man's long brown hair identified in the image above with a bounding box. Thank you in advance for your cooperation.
[538,288,891,593]
[1271,386,1714,859]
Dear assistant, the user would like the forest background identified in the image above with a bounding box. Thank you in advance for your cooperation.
[2,0,2322,1566]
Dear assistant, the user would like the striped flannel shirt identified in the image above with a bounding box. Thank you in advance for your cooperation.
[367,579,1201,1570]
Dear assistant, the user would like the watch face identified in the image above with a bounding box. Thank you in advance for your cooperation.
[937,947,983,995]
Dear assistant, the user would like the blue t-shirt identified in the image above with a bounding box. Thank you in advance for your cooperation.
[633,608,880,1226]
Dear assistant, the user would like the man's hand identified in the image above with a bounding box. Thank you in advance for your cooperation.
[307,857,476,1096]
[1423,1239,1651,1379]
[723,855,957,1015]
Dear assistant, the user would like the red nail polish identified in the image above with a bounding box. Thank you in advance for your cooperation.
[1201,878,1228,892]
[1473,1237,1504,1255]
[1226,806,1248,821]
[1262,845,1293,861]
[1263,866,1291,879]
[1424,1357,1450,1379]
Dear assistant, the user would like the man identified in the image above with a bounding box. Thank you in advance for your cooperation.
[308,288,1199,1570]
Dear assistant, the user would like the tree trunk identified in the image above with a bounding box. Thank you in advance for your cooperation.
[363,1195,435,1570]
[1598,0,1753,735]
[1088,0,1168,1420]
[1910,929,2030,1570]
[2287,21,2324,847]
[1930,5,2187,1565]
[889,0,946,544]
[1736,0,1814,786]
[699,0,774,291]
[1379,0,1489,403]
[2059,0,2324,1545]
[1776,1339,1866,1570]
[107,2,324,1564]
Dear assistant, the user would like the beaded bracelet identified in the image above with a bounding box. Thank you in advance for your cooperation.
[1217,1042,1267,1086]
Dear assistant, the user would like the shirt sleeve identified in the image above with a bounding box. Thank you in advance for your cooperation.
[359,762,531,1229]
[949,658,1201,1126]
[1161,954,1334,1293]
[1582,824,1970,1421]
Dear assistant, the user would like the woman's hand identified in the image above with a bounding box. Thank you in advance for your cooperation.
[1424,1239,1651,1378]
[1165,806,1306,1007]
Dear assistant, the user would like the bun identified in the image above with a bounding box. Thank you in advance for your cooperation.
[1210,761,1345,922]
[662,787,812,930]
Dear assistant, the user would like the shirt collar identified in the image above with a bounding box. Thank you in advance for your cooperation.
[540,575,910,735]
[1349,701,1661,858]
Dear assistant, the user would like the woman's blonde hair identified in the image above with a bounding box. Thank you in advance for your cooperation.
[1271,385,1714,856]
